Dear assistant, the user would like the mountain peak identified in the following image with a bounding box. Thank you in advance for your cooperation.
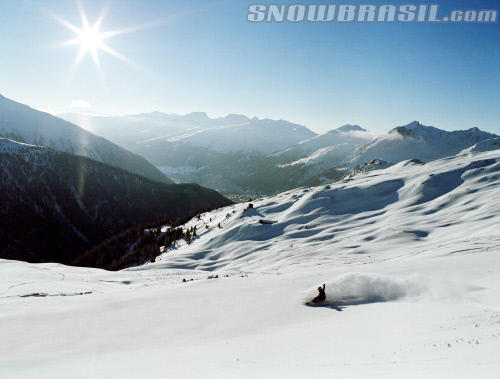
[404,121,422,128]
[132,111,179,119]
[390,122,496,140]
[181,112,209,121]
[389,121,437,138]
[336,124,366,132]
[222,114,250,123]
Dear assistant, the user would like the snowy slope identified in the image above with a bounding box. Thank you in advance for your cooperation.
[281,145,350,166]
[0,95,173,184]
[461,137,500,153]
[154,148,500,271]
[284,124,371,156]
[345,121,497,168]
[1,147,500,378]
[279,125,372,169]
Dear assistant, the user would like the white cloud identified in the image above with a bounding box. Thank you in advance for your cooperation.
[70,99,91,109]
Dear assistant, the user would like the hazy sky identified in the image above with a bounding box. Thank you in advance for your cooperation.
[1,0,499,134]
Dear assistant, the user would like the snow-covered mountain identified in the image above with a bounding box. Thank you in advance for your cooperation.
[156,118,316,155]
[461,136,500,154]
[281,124,371,157]
[60,111,313,155]
[278,125,373,170]
[288,122,498,188]
[59,111,252,151]
[345,121,498,167]
[0,138,231,264]
[273,122,498,189]
[2,146,500,378]
[0,95,172,184]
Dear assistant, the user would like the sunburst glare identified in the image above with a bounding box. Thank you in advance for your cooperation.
[51,1,137,76]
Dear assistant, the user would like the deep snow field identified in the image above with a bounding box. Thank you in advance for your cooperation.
[2,148,500,378]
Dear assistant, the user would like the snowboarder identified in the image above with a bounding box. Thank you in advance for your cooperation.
[312,284,326,303]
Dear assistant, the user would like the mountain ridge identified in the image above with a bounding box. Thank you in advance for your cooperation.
[345,121,498,167]
[0,95,173,184]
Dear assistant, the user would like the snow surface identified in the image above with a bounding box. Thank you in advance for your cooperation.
[282,143,359,167]
[1,148,500,378]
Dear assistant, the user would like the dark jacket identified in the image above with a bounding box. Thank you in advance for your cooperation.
[313,284,326,303]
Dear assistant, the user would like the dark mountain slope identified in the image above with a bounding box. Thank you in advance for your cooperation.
[0,138,231,264]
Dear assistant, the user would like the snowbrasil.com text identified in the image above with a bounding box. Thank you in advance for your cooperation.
[247,4,498,23]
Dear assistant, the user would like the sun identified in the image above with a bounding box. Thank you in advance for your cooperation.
[51,1,134,76]
[49,0,179,77]
[77,26,104,54]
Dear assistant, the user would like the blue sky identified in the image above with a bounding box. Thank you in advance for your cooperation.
[0,0,499,134]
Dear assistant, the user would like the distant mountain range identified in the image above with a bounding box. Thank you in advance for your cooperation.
[0,138,231,264]
[60,111,498,197]
[59,112,315,155]
[58,113,368,196]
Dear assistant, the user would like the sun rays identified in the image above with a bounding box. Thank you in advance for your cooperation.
[51,1,141,77]
[46,0,223,79]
